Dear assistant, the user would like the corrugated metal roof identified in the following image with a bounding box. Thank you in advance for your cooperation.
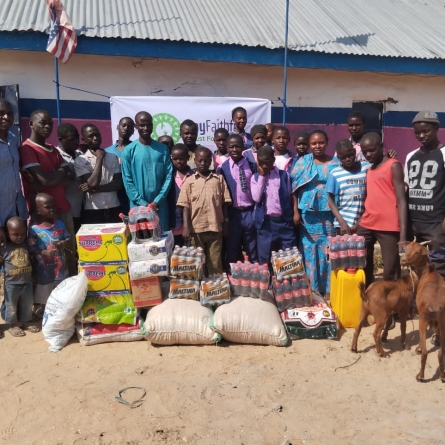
[1,0,445,59]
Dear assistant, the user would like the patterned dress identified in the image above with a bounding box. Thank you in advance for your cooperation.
[291,154,340,294]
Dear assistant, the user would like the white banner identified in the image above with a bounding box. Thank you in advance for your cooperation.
[110,96,271,149]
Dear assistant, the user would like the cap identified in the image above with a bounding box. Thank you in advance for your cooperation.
[412,111,440,125]
[250,124,267,138]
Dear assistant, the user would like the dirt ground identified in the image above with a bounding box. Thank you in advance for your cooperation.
[1,313,445,445]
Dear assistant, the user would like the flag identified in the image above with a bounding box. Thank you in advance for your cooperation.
[46,0,77,63]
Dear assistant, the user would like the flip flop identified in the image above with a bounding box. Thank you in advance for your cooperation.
[0,330,4,339]
[8,326,26,337]
[23,325,40,334]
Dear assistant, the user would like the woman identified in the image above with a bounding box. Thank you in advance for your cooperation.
[291,130,339,296]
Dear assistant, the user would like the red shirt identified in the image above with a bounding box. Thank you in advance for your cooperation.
[19,139,71,214]
[360,158,400,232]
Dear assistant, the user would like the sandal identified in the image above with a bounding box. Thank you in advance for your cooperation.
[8,326,26,337]
[23,325,40,334]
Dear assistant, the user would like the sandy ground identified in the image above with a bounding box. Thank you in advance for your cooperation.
[2,315,445,445]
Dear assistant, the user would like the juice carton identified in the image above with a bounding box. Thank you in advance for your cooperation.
[127,231,174,262]
[76,223,129,262]
[80,292,137,325]
[128,258,169,280]
[130,277,163,307]
[168,278,200,301]
[79,261,131,294]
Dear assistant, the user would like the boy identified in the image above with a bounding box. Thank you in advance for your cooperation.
[357,133,407,286]
[168,144,193,247]
[218,134,258,266]
[75,123,122,224]
[265,123,275,146]
[294,131,310,157]
[57,123,83,233]
[0,217,38,337]
[405,111,445,280]
[230,107,252,149]
[213,128,229,169]
[106,116,135,159]
[29,193,70,311]
[177,146,232,275]
[180,119,200,168]
[251,146,296,265]
[327,139,371,235]
[158,135,174,151]
[243,124,267,164]
[272,126,296,172]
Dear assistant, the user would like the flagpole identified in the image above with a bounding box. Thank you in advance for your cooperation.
[282,0,289,126]
[54,56,61,124]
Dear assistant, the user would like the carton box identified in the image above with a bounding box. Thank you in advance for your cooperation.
[79,261,131,294]
[130,277,163,307]
[76,223,129,262]
[127,231,174,262]
[168,278,200,300]
[128,258,169,280]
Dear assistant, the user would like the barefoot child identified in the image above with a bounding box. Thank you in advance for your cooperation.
[326,139,371,235]
[0,217,38,338]
[28,193,70,312]
[213,128,229,169]
[177,146,232,275]
[168,144,193,247]
[251,146,296,265]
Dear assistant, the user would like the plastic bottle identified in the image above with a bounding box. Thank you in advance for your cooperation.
[274,281,284,312]
[347,234,358,268]
[300,277,311,307]
[231,265,242,295]
[356,236,366,269]
[338,237,347,270]
[250,267,260,298]
[259,270,269,299]
[291,277,301,308]
[283,279,292,311]
[328,236,338,270]
[240,265,251,296]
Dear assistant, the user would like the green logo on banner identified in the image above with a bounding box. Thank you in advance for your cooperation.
[152,113,181,143]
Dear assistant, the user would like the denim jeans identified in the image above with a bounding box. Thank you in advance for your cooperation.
[1,281,33,324]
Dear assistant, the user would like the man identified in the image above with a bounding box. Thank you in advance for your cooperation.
[405,111,445,280]
[0,99,28,246]
[121,111,173,231]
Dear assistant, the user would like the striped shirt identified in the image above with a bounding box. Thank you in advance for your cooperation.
[326,162,371,227]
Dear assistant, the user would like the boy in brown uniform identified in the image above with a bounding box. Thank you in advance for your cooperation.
[177,146,231,275]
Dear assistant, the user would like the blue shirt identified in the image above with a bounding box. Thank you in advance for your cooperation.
[0,130,28,226]
[28,219,70,285]
[105,142,126,159]
[326,162,371,227]
[230,129,252,149]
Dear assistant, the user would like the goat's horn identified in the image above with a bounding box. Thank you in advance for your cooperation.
[420,240,431,245]
[413,236,417,243]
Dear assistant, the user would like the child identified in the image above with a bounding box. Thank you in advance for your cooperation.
[251,146,296,265]
[158,135,174,151]
[327,139,371,235]
[230,107,252,149]
[272,126,297,172]
[180,119,200,168]
[294,131,310,157]
[106,116,135,159]
[0,217,38,337]
[265,123,275,146]
[177,146,232,275]
[213,128,229,169]
[218,134,258,266]
[356,133,407,286]
[168,144,193,247]
[75,123,123,224]
[28,193,70,311]
[243,124,267,164]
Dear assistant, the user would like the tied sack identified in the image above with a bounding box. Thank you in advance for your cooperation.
[76,320,144,346]
[211,294,288,346]
[142,299,221,345]
[42,272,88,352]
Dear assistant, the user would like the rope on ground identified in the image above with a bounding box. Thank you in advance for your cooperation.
[334,355,361,372]
[115,386,146,409]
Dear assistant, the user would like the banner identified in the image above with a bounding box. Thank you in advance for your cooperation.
[110,96,271,149]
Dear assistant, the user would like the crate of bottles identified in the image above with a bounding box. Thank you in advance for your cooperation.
[229,258,270,299]
[328,234,366,270]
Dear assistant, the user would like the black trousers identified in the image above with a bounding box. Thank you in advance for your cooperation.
[83,207,121,225]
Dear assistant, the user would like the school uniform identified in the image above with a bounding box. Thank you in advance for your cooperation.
[218,157,258,265]
[230,129,252,150]
[274,150,297,173]
[251,167,296,265]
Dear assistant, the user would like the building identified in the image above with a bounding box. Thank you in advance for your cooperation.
[1,0,445,160]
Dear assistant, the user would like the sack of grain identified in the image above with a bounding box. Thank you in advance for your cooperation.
[211,294,288,346]
[142,298,221,345]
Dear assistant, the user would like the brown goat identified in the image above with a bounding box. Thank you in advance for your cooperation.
[351,270,417,357]
[401,240,445,382]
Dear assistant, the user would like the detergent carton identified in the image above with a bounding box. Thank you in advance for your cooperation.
[130,277,163,307]
[76,223,129,262]
[128,258,169,280]
[127,231,174,262]
[79,261,131,294]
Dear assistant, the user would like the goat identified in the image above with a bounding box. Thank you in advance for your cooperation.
[351,270,417,357]
[401,240,445,382]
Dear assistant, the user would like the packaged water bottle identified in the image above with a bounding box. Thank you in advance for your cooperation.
[347,234,358,268]
[259,269,269,299]
[338,237,347,270]
[328,236,338,270]
[357,236,366,269]
[250,267,260,298]
[241,265,251,296]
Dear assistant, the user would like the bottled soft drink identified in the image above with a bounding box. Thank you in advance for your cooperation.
[290,277,300,308]
[274,281,284,312]
[259,270,269,299]
[338,236,347,269]
[347,234,358,268]
[231,265,242,295]
[250,267,260,298]
[240,265,251,296]
[300,277,311,306]
[328,236,338,270]
[283,279,292,310]
[356,236,366,269]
